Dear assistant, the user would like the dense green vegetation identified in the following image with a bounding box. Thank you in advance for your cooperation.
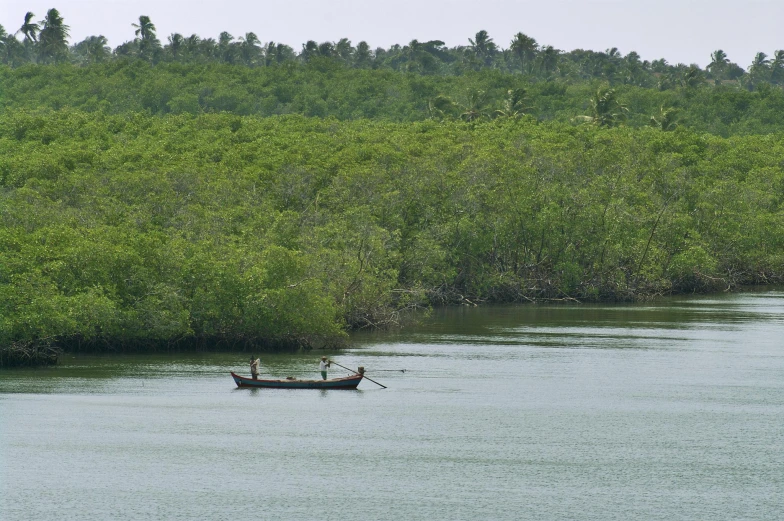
[5,61,784,137]
[2,111,783,365]
[4,9,784,139]
[4,10,784,137]
[1,10,783,366]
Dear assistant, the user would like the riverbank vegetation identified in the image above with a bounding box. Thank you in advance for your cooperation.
[2,112,783,365]
[1,11,783,366]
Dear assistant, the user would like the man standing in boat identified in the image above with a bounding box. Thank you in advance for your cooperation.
[250,356,260,380]
[319,356,331,380]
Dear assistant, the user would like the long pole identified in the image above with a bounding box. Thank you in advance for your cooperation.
[331,361,387,389]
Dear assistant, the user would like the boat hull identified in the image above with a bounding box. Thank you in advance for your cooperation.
[231,372,363,389]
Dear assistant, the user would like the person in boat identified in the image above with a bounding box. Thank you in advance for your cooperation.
[250,356,260,380]
[319,356,331,380]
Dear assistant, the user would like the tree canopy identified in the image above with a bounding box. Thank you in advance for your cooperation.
[1,12,783,366]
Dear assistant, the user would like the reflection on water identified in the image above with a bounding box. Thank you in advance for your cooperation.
[1,291,783,520]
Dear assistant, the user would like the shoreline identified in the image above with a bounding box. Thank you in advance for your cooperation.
[3,283,780,368]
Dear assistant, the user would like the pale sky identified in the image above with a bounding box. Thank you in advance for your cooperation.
[3,0,783,68]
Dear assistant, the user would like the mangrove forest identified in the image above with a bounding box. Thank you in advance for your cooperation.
[1,10,783,366]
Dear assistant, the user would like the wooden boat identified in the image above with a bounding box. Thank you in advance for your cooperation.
[231,371,363,389]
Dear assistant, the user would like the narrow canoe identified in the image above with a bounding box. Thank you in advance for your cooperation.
[231,372,363,390]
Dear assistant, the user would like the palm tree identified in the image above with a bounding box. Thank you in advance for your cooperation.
[263,42,294,65]
[132,15,156,41]
[238,32,260,66]
[18,12,39,42]
[37,8,70,63]
[622,51,644,85]
[707,49,729,84]
[656,70,677,91]
[651,58,669,74]
[494,88,531,120]
[680,65,705,88]
[770,50,784,85]
[469,30,497,66]
[403,39,422,72]
[0,24,11,62]
[177,34,200,60]
[301,40,318,61]
[575,87,628,127]
[264,42,294,65]
[166,33,184,60]
[317,41,335,58]
[335,38,353,63]
[198,37,217,61]
[132,15,160,61]
[596,48,622,83]
[538,45,559,77]
[650,106,679,131]
[459,89,490,123]
[510,32,538,74]
[218,31,236,63]
[402,39,441,73]
[427,95,458,121]
[747,52,771,89]
[354,41,372,68]
[277,43,295,63]
[1,26,27,66]
[263,41,277,65]
[71,35,111,64]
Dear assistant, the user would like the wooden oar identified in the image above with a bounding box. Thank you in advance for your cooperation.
[330,361,387,389]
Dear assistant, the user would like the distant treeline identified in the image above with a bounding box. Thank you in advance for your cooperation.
[4,61,784,137]
[2,9,784,90]
[2,111,783,365]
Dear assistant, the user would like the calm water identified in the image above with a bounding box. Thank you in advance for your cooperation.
[1,292,783,521]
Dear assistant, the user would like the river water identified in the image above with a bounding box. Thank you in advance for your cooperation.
[1,291,782,521]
